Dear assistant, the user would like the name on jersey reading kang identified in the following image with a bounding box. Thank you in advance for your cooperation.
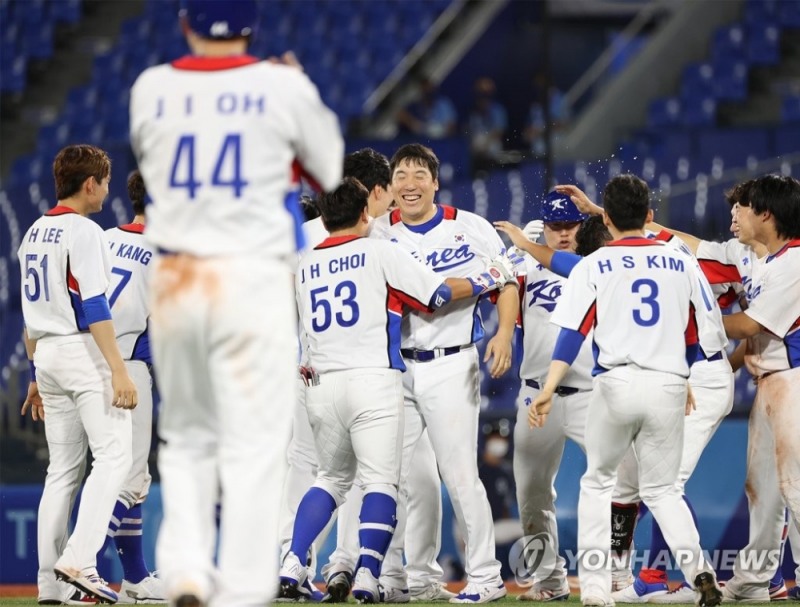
[597,254,685,273]
[300,253,366,283]
[108,242,152,266]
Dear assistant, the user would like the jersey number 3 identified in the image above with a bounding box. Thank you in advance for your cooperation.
[631,278,660,327]
[310,280,360,332]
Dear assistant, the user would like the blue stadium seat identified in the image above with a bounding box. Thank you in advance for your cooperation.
[746,23,781,65]
[681,96,716,127]
[778,0,800,27]
[712,59,749,101]
[712,25,746,65]
[695,129,769,173]
[774,124,800,156]
[50,0,82,24]
[782,95,800,122]
[743,0,779,25]
[648,97,681,128]
[681,63,715,100]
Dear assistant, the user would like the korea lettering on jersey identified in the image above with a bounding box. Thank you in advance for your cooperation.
[736,241,800,375]
[18,207,110,339]
[370,206,504,349]
[551,238,723,378]
[519,256,593,390]
[105,224,154,363]
[129,56,343,258]
[296,236,443,373]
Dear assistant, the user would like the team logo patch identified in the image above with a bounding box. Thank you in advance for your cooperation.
[527,279,562,312]
[454,233,465,243]
[489,268,502,279]
[524,397,532,407]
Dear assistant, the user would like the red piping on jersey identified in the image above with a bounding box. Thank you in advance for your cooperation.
[387,285,433,314]
[45,205,79,216]
[291,160,322,193]
[441,205,458,220]
[606,237,662,247]
[578,301,597,336]
[515,276,525,329]
[716,286,739,310]
[767,239,800,262]
[315,235,362,249]
[653,230,674,242]
[171,55,260,71]
[697,258,742,285]
[119,223,145,234]
[388,204,458,226]
[685,302,699,346]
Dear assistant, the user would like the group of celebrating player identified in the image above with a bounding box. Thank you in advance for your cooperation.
[15,1,800,607]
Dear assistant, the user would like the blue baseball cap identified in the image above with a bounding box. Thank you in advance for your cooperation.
[180,0,258,40]
[540,190,587,223]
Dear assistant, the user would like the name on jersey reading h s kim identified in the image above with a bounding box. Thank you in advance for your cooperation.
[596,254,685,273]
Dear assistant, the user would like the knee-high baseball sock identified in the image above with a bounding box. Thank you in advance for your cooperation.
[355,491,397,578]
[770,510,790,587]
[642,496,699,583]
[113,503,149,583]
[97,500,128,564]
[289,488,337,564]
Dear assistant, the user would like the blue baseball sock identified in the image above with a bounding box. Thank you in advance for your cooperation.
[97,500,128,564]
[114,503,150,583]
[289,487,337,563]
[355,491,397,578]
[646,495,699,574]
[770,510,789,587]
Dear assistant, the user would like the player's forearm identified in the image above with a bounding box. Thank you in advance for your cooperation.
[645,222,702,255]
[23,328,37,360]
[444,278,479,301]
[542,360,571,394]
[722,312,764,339]
[88,320,128,373]
[728,340,747,372]
[494,285,518,340]
[513,240,555,269]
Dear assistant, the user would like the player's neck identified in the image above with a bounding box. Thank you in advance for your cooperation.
[132,214,145,225]
[56,198,90,217]
[610,227,645,240]
[761,231,789,255]
[190,39,248,57]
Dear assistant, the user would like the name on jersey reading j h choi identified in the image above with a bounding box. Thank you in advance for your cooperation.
[597,254,685,273]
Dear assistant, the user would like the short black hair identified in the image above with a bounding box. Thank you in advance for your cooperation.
[127,170,147,216]
[344,148,390,194]
[576,215,612,256]
[300,194,320,222]
[602,174,650,232]
[747,174,800,239]
[724,179,754,207]
[316,177,368,232]
[390,143,439,181]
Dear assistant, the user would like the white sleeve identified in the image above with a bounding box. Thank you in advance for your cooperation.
[688,262,728,355]
[473,214,506,258]
[69,221,110,300]
[288,71,344,192]
[745,260,800,337]
[551,258,596,335]
[379,242,444,311]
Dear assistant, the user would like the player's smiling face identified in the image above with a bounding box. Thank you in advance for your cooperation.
[734,203,759,245]
[392,159,439,225]
[86,174,110,214]
[543,221,581,252]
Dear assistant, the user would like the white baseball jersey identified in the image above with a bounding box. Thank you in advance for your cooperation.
[738,241,800,375]
[370,205,504,349]
[552,237,723,377]
[18,207,110,339]
[696,238,764,303]
[296,235,443,373]
[130,55,343,257]
[518,256,593,390]
[105,224,153,363]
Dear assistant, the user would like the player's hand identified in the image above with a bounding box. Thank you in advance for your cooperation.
[554,184,603,216]
[529,391,553,428]
[523,220,545,242]
[484,333,513,378]
[685,384,696,416]
[21,382,44,421]
[267,51,304,71]
[111,370,138,410]
[494,221,532,250]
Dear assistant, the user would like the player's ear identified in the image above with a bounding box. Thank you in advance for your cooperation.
[645,208,654,224]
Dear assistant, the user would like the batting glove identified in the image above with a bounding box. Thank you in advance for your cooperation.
[523,220,544,242]
[467,248,525,296]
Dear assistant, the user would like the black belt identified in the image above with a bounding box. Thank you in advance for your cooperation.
[400,344,472,362]
[525,378,581,396]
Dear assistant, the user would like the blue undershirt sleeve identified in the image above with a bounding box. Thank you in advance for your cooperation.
[429,283,453,309]
[550,251,581,278]
[552,327,586,366]
[82,293,113,325]
[685,343,700,368]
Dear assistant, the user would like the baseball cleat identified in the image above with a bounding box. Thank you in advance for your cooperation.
[582,586,615,607]
[278,552,313,602]
[787,587,799,601]
[352,567,380,604]
[118,572,165,604]
[411,583,457,601]
[612,573,636,593]
[322,571,352,603]
[720,581,770,603]
[770,582,789,601]
[611,579,668,603]
[648,584,696,603]
[693,572,722,607]
[54,566,118,604]
[380,586,411,603]
[517,579,570,602]
[39,587,97,605]
[449,583,507,604]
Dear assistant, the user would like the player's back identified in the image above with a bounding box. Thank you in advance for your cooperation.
[18,208,110,339]
[566,238,700,377]
[296,236,441,374]
[105,224,154,362]
[130,57,343,257]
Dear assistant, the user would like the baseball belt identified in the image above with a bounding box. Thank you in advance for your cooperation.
[400,344,473,362]
[525,378,581,397]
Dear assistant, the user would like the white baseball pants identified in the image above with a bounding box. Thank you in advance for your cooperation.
[118,360,154,508]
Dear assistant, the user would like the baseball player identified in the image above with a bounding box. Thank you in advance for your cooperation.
[371,144,516,604]
[94,170,164,604]
[280,176,521,604]
[531,174,725,607]
[19,144,137,605]
[704,175,800,602]
[494,191,594,603]
[129,1,344,605]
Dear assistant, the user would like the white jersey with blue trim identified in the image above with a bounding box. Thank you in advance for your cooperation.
[696,238,765,305]
[519,256,594,390]
[296,235,443,373]
[370,205,505,349]
[740,240,800,375]
[130,55,343,257]
[18,207,110,339]
[551,237,723,378]
[105,224,154,363]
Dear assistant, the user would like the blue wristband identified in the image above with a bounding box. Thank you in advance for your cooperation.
[28,359,36,382]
